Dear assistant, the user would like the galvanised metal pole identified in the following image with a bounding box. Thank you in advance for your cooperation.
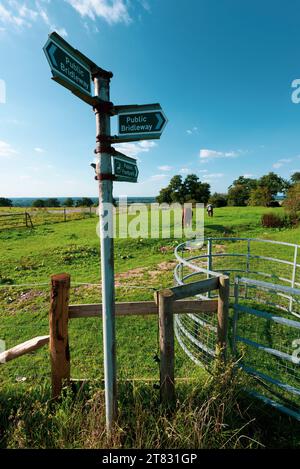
[93,71,117,433]
[207,238,212,298]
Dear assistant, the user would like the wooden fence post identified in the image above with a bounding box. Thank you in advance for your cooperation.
[49,273,71,398]
[157,289,175,406]
[217,275,230,361]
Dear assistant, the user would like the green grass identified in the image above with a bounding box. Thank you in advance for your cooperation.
[0,205,300,448]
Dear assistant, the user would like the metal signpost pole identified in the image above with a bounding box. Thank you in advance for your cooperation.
[44,32,167,434]
[93,71,117,433]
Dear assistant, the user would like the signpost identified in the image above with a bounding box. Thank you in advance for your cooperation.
[43,32,167,434]
[116,105,168,142]
[113,153,139,183]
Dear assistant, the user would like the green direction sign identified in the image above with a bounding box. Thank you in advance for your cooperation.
[113,154,139,183]
[43,34,92,98]
[118,108,167,139]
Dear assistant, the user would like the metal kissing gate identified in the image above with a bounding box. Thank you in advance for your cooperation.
[174,237,300,421]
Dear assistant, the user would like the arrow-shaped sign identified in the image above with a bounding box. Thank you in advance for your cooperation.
[44,33,92,98]
[117,105,168,142]
[49,44,58,67]
[112,153,139,183]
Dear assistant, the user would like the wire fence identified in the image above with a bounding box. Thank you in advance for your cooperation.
[0,208,97,230]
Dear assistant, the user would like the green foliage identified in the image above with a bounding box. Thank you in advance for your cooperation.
[248,186,272,206]
[228,173,289,206]
[228,184,249,206]
[157,174,210,204]
[32,198,60,208]
[283,182,300,214]
[46,198,60,207]
[291,172,300,184]
[32,199,45,208]
[0,197,13,207]
[63,198,74,207]
[76,197,94,207]
[209,193,228,207]
[258,172,289,196]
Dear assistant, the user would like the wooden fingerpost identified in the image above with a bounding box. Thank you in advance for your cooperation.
[157,289,175,406]
[49,273,71,398]
[217,275,230,362]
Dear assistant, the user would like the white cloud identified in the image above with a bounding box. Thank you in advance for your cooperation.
[272,158,292,169]
[66,0,132,24]
[243,173,255,178]
[180,168,189,174]
[113,140,157,158]
[199,169,208,173]
[19,4,39,21]
[158,165,172,171]
[0,140,17,158]
[34,147,45,153]
[186,126,198,135]
[199,148,239,160]
[0,4,25,27]
[0,1,67,36]
[203,173,224,179]
[150,174,167,180]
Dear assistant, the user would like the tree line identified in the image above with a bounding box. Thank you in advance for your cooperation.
[156,171,300,208]
[0,197,95,208]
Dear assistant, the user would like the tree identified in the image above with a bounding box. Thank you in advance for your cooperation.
[183,174,210,203]
[0,197,12,207]
[230,176,257,193]
[156,174,210,205]
[258,172,289,197]
[228,176,257,206]
[64,197,74,207]
[156,187,173,204]
[46,198,60,207]
[32,199,45,208]
[228,184,250,206]
[209,193,228,207]
[291,172,300,185]
[169,175,185,203]
[283,183,300,214]
[248,186,273,206]
[76,197,94,207]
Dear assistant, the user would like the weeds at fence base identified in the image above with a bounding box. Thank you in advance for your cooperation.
[2,365,294,449]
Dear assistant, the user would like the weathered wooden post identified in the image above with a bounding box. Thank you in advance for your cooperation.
[217,275,230,361]
[49,273,71,398]
[156,289,175,406]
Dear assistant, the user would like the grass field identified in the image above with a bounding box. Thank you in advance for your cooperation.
[0,205,300,448]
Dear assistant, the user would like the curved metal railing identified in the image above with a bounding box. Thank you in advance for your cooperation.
[174,237,300,367]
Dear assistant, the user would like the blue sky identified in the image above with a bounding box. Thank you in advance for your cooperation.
[1,0,300,198]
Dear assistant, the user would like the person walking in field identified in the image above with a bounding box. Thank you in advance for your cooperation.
[206,203,213,217]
